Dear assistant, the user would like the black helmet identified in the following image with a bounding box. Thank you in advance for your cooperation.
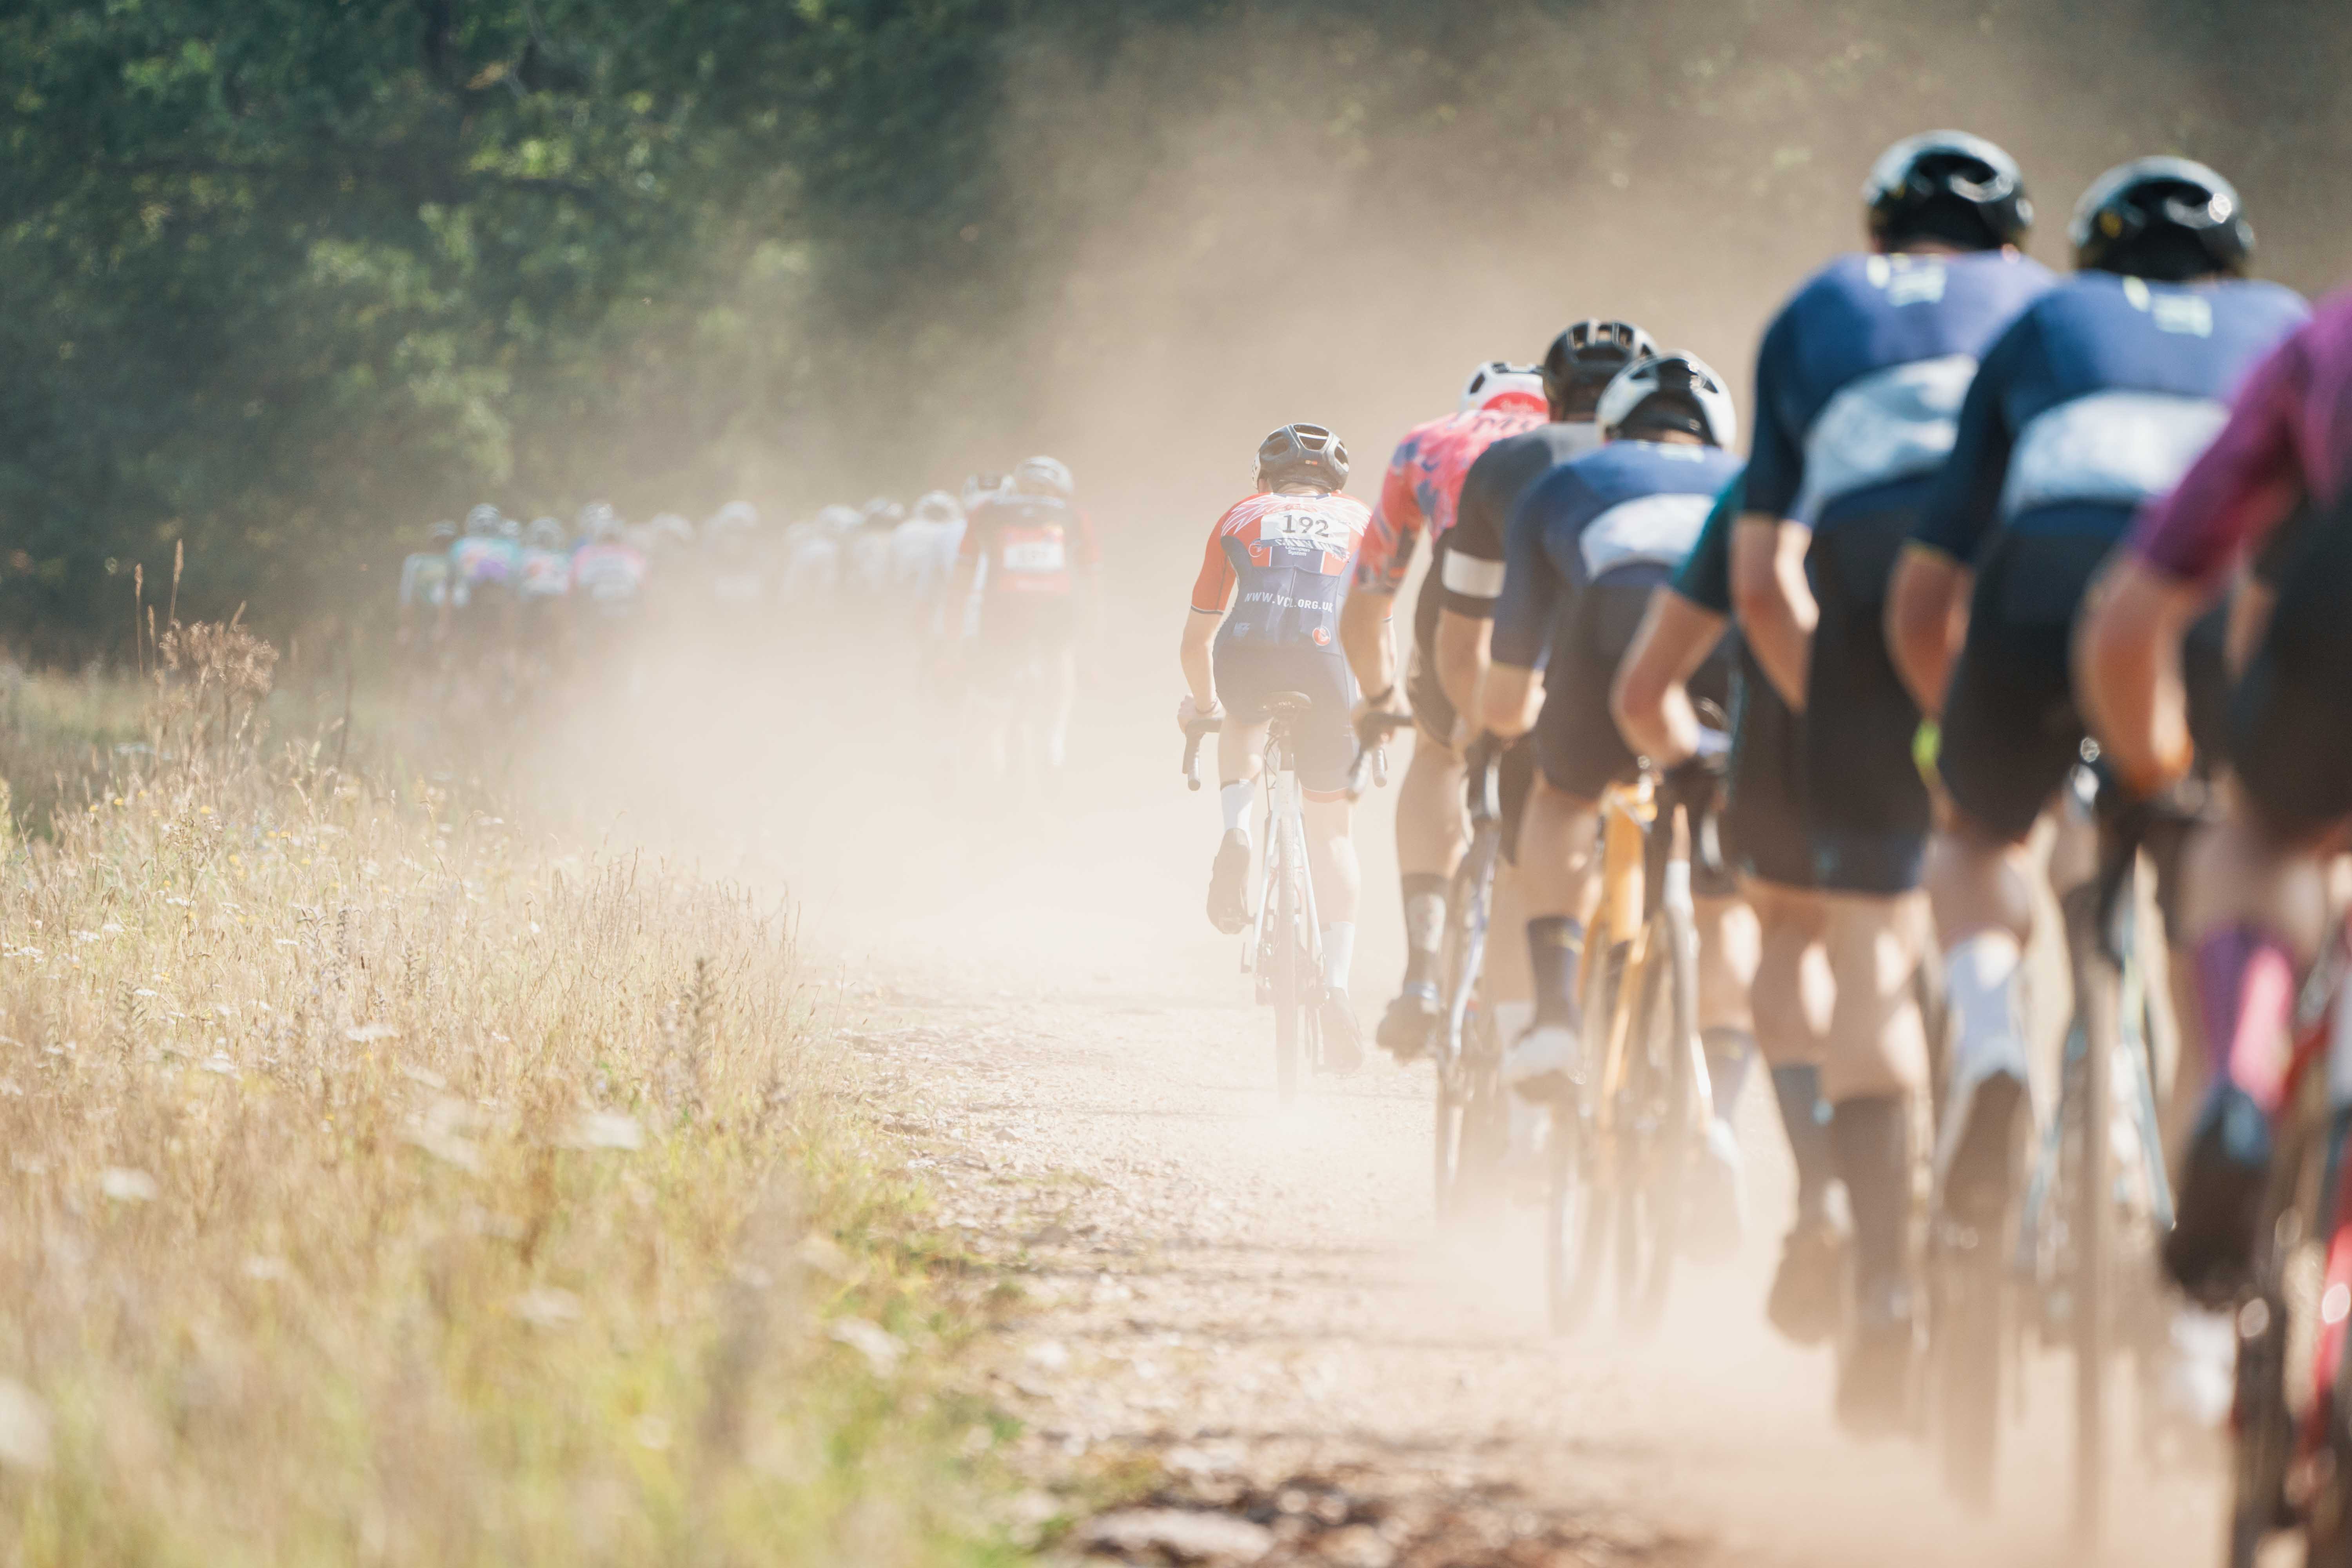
[1864,131,2032,252]
[2071,156,2252,283]
[1255,423,1350,492]
[1542,320,1659,419]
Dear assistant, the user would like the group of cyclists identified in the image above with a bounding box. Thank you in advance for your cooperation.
[1178,129,2352,1467]
[396,459,1102,775]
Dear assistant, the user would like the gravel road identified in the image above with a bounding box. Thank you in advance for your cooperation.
[735,673,2235,1568]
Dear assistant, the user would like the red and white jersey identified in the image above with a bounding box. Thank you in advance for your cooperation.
[959,492,1100,599]
[1190,490,1372,650]
[1355,404,1546,593]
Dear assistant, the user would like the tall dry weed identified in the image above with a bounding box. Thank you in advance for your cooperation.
[0,634,1013,1566]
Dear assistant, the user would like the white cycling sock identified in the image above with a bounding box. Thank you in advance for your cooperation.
[1220,782,1252,837]
[1322,922,1356,994]
[1944,930,2025,1074]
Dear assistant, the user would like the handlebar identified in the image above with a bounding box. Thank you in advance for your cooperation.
[1346,710,1414,799]
[1181,716,1221,791]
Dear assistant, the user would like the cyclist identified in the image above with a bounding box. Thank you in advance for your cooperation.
[515,515,573,683]
[704,501,768,610]
[1479,353,1745,1161]
[1891,165,2314,1316]
[779,505,858,607]
[1727,130,2052,1428]
[448,504,521,674]
[1613,470,1844,1342]
[1338,361,1550,1056]
[847,497,905,598]
[1184,423,1372,1069]
[397,520,458,671]
[1407,322,1658,1066]
[952,456,1100,773]
[569,501,648,630]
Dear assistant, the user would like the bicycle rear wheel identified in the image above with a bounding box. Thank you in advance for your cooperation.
[1272,834,1303,1104]
[1547,945,1619,1335]
[1618,904,1698,1332]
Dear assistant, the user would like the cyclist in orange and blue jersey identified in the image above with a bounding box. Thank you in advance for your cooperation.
[1181,423,1373,1068]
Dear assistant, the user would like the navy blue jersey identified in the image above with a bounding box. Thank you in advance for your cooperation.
[1749,250,2056,533]
[1916,273,2312,563]
[1441,421,1604,616]
[1493,441,1746,670]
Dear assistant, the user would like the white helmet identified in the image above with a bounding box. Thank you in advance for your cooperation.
[1595,352,1739,449]
[464,503,503,536]
[577,500,622,540]
[912,490,963,525]
[1458,361,1546,414]
[1011,456,1074,500]
[962,473,1007,509]
[815,504,864,536]
[524,516,566,550]
[648,512,695,547]
[708,500,759,532]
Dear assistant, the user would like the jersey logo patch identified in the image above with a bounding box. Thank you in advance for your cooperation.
[1579,492,1714,579]
[2002,389,2230,519]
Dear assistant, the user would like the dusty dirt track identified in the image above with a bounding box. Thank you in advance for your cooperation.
[654,642,2234,1568]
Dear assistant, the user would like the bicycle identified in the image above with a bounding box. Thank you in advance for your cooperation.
[1546,758,1715,1335]
[1427,733,1514,1225]
[2226,906,2352,1567]
[1927,763,2180,1532]
[1185,693,1328,1103]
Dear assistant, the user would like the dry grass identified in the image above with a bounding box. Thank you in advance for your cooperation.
[0,630,1022,1567]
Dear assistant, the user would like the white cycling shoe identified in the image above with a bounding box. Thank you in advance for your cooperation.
[1504,1024,1580,1102]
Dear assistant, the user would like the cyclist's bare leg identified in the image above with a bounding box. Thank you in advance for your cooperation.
[1691,893,1763,1253]
[1745,879,1842,1339]
[1305,790,1365,1065]
[1819,892,1932,1105]
[1202,721,1270,934]
[1385,724,1468,1053]
[1505,776,1602,1095]
[1919,807,2044,1216]
[2163,792,2338,1295]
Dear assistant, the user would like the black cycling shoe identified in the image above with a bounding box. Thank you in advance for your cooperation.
[1836,1279,1916,1439]
[1767,1216,1846,1348]
[1376,984,1441,1061]
[1321,990,1364,1076]
[1206,831,1251,935]
[2164,1085,2273,1306]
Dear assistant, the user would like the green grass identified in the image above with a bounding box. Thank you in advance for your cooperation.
[0,637,1029,1566]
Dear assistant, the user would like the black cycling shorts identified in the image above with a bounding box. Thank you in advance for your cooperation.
[1214,637,1358,799]
[1723,639,1815,890]
[1534,567,1729,802]
[2231,492,2352,840]
[1801,510,1931,893]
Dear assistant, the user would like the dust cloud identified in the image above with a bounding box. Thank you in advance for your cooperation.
[432,4,2352,1561]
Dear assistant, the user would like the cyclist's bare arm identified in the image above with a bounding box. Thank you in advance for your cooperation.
[1338,588,1398,707]
[1730,511,1815,710]
[1884,542,1972,717]
[1179,603,1222,719]
[1612,589,1726,767]
[2077,553,2205,793]
[1481,662,1543,740]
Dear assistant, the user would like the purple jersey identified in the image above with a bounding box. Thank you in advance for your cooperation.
[2133,290,2352,588]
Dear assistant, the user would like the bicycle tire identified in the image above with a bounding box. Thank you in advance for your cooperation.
[2073,900,2122,1543]
[1931,1207,2007,1511]
[1272,831,1302,1105]
[1548,947,1619,1336]
[1434,851,1506,1222]
[1621,903,1697,1332]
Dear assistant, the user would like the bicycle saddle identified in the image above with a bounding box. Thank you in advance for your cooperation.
[1261,690,1317,722]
